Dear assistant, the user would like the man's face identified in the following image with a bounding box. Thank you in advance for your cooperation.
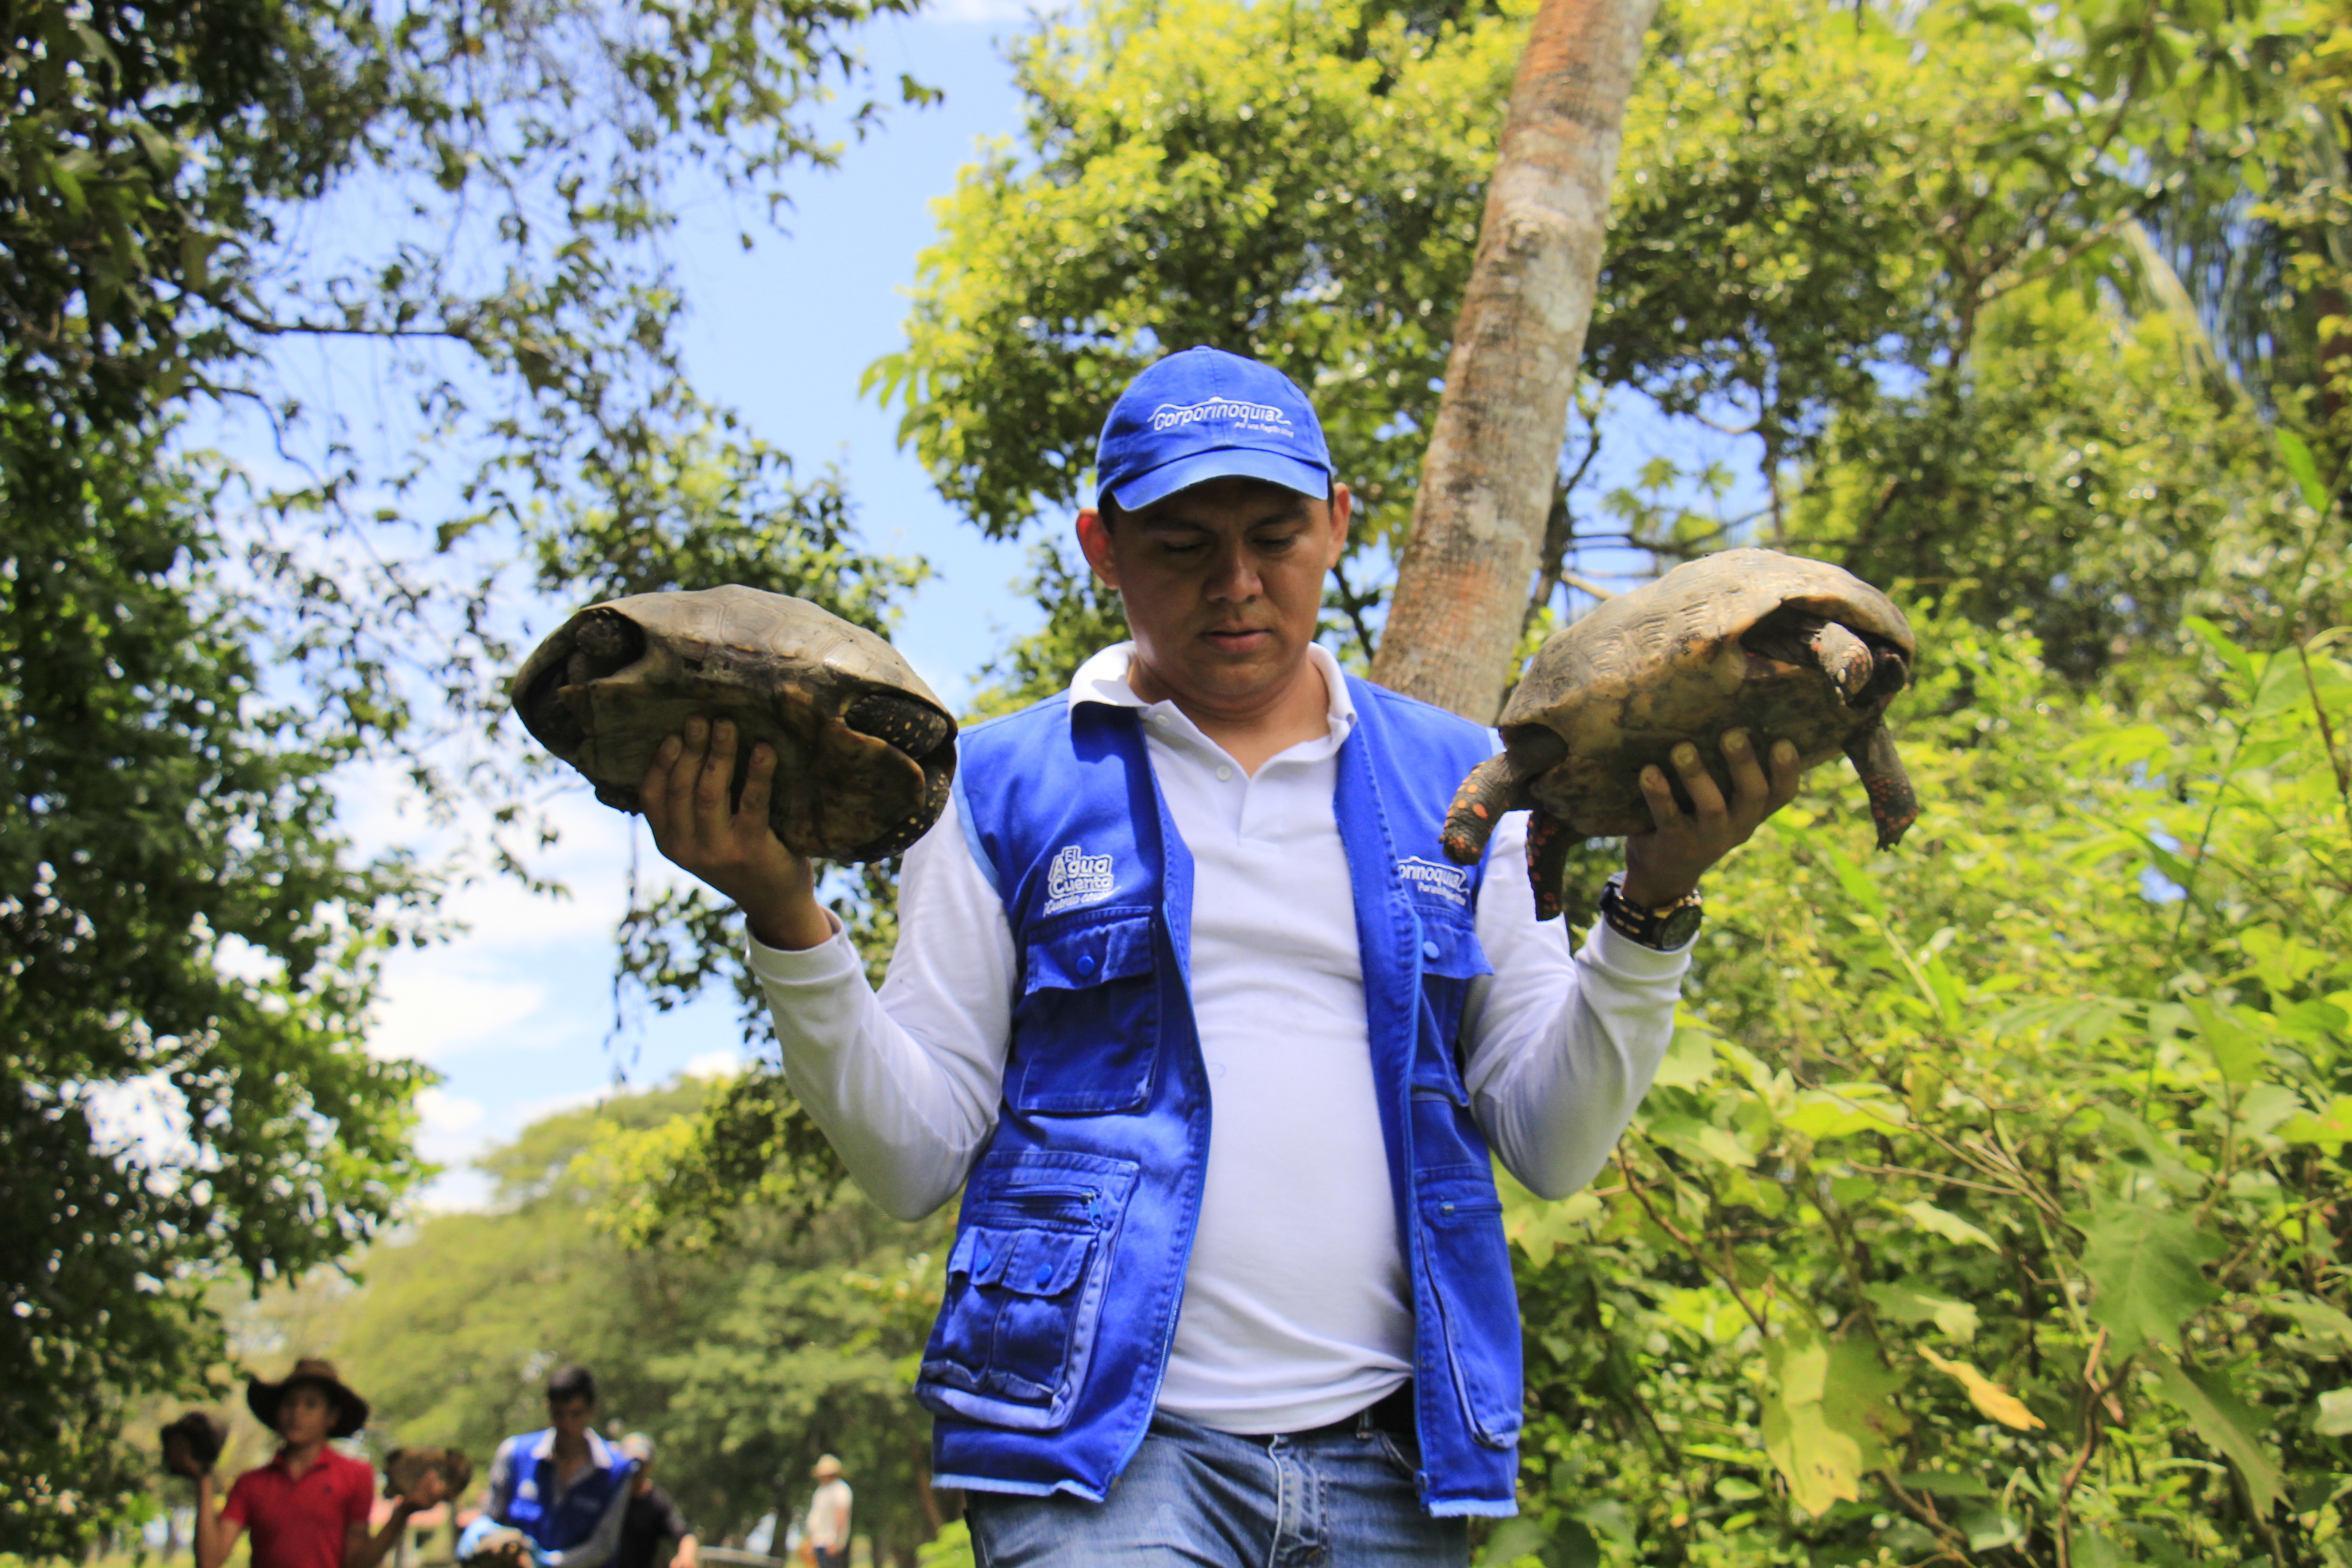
[631,1460,654,1496]
[277,1385,337,1447]
[548,1396,594,1442]
[1077,476,1350,721]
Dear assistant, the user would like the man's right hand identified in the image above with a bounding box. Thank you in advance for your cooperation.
[639,717,835,951]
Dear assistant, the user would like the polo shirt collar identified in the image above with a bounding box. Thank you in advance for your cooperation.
[1067,641,1357,748]
[528,1428,617,1470]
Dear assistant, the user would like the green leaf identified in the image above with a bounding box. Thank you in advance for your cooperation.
[1899,1200,2001,1252]
[1761,1331,1905,1517]
[2145,1349,2284,1519]
[1867,1281,1981,1341]
[1646,1115,1757,1168]
[1784,1083,1909,1140]
[2317,1389,2352,1436]
[2277,1096,2352,1151]
[1820,842,1890,921]
[2264,1292,2352,1349]
[2076,1195,2223,1355]
[1650,1022,1721,1089]
[2277,426,2329,514]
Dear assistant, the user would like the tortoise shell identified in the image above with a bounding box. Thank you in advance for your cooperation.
[383,1446,473,1504]
[512,587,956,862]
[1443,549,1920,917]
[161,1411,228,1477]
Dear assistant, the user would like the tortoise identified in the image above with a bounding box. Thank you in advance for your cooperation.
[512,586,957,862]
[382,1446,473,1505]
[1442,548,1919,918]
[160,1411,228,1477]
[461,1526,535,1568]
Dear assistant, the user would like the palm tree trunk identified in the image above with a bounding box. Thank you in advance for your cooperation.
[1369,0,1658,720]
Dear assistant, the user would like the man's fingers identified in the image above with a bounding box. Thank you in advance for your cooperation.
[1721,729,1771,808]
[1638,762,1683,831]
[640,733,684,837]
[666,718,709,828]
[738,742,777,828]
[695,719,738,823]
[1671,740,1728,819]
[1768,737,1802,807]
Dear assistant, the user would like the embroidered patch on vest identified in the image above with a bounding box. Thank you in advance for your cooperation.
[1399,855,1472,907]
[1044,843,1117,915]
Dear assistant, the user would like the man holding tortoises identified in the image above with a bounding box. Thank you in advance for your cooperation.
[641,348,1798,1565]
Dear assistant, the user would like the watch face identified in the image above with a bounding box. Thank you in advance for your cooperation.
[1658,903,1705,948]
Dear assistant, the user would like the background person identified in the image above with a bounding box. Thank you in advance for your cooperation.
[610,1434,696,1568]
[642,347,1794,1566]
[186,1359,442,1568]
[460,1364,635,1568]
[802,1457,851,1568]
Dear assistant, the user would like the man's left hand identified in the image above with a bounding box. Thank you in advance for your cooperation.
[1620,728,1800,908]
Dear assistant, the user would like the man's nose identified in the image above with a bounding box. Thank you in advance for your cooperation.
[1205,541,1260,602]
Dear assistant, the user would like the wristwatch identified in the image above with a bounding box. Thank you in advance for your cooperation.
[1598,872,1703,951]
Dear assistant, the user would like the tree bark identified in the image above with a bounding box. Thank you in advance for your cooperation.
[1369,0,1659,720]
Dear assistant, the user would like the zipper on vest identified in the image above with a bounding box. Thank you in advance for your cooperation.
[978,1184,1103,1226]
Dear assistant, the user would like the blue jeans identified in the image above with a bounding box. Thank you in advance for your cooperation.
[965,1409,1470,1567]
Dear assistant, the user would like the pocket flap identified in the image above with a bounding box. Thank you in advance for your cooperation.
[1004,1228,1096,1297]
[1024,911,1155,995]
[1416,908,1492,981]
[949,1225,1020,1285]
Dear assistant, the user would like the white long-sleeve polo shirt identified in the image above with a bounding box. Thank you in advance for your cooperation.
[747,642,1690,1434]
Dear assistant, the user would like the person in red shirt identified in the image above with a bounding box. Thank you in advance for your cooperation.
[186,1359,444,1568]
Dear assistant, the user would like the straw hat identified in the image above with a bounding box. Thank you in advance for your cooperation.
[811,1454,843,1480]
[246,1358,369,1439]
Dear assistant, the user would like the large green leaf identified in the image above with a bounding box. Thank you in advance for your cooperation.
[2076,1196,2223,1354]
[2145,1350,2284,1520]
[1761,1330,1906,1516]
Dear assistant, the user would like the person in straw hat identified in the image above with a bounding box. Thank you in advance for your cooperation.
[802,1456,851,1568]
[188,1357,445,1568]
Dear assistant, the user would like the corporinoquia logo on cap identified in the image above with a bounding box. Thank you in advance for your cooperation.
[1149,397,1297,437]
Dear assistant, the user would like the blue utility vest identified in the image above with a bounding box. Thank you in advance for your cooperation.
[918,673,1523,1517]
[484,1429,634,1552]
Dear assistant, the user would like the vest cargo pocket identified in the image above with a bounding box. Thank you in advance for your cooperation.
[918,1153,1139,1434]
[1415,1164,1524,1450]
[1009,908,1159,1115]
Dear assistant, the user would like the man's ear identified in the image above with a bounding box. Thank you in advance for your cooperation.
[1076,509,1120,591]
[1323,483,1354,568]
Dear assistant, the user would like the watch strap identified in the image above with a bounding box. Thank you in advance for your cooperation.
[1598,873,1703,950]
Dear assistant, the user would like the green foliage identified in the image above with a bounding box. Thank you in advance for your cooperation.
[1498,609,2352,1564]
[316,1084,952,1558]
[3,0,935,1545]
[0,419,433,1551]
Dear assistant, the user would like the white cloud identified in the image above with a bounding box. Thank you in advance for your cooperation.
[368,969,553,1064]
[685,1048,746,1080]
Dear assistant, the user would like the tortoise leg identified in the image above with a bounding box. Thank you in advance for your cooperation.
[846,690,953,760]
[1441,728,1567,865]
[1845,721,1919,849]
[1524,807,1579,921]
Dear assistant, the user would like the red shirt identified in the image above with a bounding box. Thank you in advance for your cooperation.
[222,1447,375,1568]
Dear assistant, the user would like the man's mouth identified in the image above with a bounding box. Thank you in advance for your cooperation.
[1201,626,1273,652]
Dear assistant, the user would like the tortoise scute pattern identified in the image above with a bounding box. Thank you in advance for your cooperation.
[1442,549,1921,919]
[383,1447,475,1501]
[511,586,957,862]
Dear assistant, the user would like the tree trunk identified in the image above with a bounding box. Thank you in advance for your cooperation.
[1369,0,1659,720]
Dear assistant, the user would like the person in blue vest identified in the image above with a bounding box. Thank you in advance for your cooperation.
[637,347,1799,1565]
[458,1365,635,1568]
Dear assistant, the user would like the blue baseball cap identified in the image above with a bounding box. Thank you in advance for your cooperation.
[1094,346,1333,512]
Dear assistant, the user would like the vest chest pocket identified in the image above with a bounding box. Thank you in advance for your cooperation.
[1413,903,1492,1105]
[918,1153,1140,1433]
[1009,909,1159,1115]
